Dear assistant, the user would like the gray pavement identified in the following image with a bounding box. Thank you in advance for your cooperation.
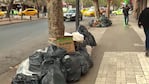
[0,15,148,84]
[94,15,148,84]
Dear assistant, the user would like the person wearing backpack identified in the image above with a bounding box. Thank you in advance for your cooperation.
[123,4,130,25]
[138,7,149,57]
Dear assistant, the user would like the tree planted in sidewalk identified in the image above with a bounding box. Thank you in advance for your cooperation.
[93,0,100,19]
[47,0,65,43]
[6,0,14,18]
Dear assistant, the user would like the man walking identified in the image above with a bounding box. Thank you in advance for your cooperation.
[138,7,149,56]
[123,5,130,25]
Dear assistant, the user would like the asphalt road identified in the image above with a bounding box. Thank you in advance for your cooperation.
[0,17,91,75]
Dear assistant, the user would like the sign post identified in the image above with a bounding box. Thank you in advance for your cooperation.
[76,0,80,30]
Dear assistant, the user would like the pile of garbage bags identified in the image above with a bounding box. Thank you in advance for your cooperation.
[89,15,112,27]
[11,25,96,84]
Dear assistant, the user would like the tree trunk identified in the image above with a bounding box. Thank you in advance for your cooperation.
[47,0,65,42]
[36,0,40,18]
[93,0,100,19]
[139,0,143,13]
[133,0,140,19]
[6,0,14,18]
[106,0,110,18]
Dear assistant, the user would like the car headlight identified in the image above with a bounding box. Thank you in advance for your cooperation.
[63,14,66,17]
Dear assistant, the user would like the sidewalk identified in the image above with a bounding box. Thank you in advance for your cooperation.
[94,15,149,84]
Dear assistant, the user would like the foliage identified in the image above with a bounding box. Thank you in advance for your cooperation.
[111,0,123,7]
[98,0,107,6]
[65,0,76,7]
[81,0,93,7]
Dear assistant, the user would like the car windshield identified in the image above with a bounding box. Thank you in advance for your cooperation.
[27,10,34,11]
[88,8,94,12]
[67,9,76,13]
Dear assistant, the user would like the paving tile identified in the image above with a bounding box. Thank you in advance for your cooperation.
[95,52,149,84]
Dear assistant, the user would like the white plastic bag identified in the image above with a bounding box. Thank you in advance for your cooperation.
[72,32,84,42]
[16,58,40,76]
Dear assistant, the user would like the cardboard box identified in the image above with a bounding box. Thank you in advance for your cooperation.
[54,36,75,53]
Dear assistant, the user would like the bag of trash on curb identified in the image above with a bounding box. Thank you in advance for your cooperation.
[61,54,81,82]
[72,32,84,42]
[99,15,112,27]
[44,45,67,60]
[84,32,96,46]
[78,25,97,46]
[78,49,93,68]
[16,58,40,76]
[74,42,93,68]
[29,52,44,72]
[62,52,91,81]
[40,59,67,84]
[88,19,94,27]
[11,73,40,84]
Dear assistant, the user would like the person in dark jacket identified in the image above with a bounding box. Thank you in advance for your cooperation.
[123,5,130,25]
[138,7,149,56]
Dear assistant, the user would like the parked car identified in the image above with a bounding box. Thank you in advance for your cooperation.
[112,8,123,15]
[81,8,89,15]
[83,8,95,17]
[63,8,83,21]
[18,8,38,16]
[0,10,5,16]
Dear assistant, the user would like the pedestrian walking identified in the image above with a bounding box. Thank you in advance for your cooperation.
[42,6,47,17]
[138,7,149,56]
[123,5,130,25]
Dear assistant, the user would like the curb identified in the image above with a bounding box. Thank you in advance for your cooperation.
[0,18,47,26]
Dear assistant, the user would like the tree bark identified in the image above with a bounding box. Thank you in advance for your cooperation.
[47,0,65,42]
[133,0,140,19]
[6,0,14,18]
[35,0,40,18]
[93,0,100,19]
[139,0,143,13]
[106,0,110,18]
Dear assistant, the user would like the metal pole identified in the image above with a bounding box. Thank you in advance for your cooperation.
[76,0,80,30]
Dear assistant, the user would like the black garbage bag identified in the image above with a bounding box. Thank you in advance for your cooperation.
[84,32,96,46]
[74,42,93,68]
[74,42,86,51]
[11,74,39,84]
[99,15,112,27]
[77,25,89,36]
[62,52,90,82]
[78,49,93,68]
[88,19,94,27]
[41,59,67,84]
[61,54,81,82]
[29,52,44,72]
[44,45,67,60]
[78,25,97,46]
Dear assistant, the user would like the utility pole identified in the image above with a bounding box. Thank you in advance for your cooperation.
[76,0,80,30]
